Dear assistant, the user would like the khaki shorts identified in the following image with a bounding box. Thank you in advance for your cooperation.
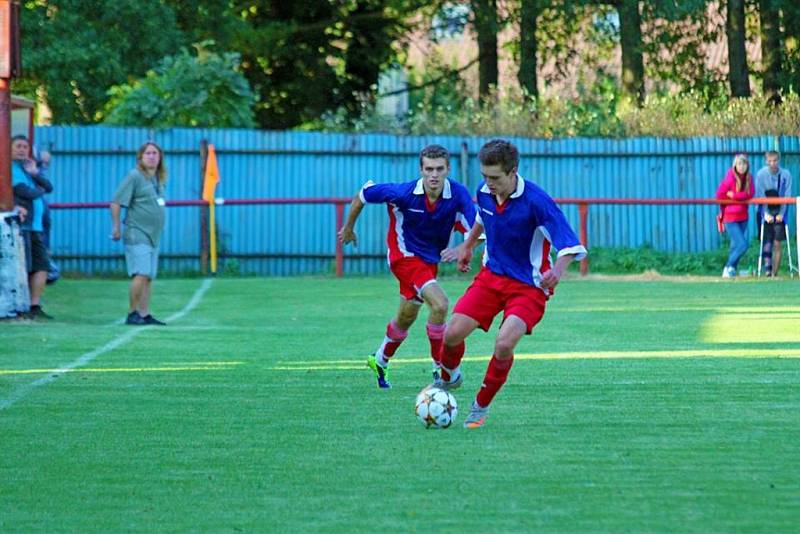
[125,243,159,279]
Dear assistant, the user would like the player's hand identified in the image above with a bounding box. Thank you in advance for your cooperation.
[338,226,357,246]
[765,214,774,223]
[440,245,460,263]
[111,227,121,241]
[539,266,564,291]
[457,246,473,272]
[776,214,784,223]
[16,206,27,222]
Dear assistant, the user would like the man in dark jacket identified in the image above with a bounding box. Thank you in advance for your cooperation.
[11,135,54,319]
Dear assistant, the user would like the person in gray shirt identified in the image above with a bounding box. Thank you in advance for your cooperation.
[110,141,167,325]
[755,150,793,277]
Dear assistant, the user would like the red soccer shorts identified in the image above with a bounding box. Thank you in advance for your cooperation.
[453,267,548,334]
[390,256,439,303]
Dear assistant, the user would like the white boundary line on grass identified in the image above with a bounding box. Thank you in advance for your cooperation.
[0,278,214,412]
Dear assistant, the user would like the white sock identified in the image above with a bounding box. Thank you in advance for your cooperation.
[375,337,392,367]
[442,364,460,382]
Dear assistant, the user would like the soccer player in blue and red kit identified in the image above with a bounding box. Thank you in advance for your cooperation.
[438,139,587,428]
[338,145,477,389]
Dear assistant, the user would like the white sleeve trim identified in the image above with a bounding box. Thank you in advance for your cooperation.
[557,245,588,261]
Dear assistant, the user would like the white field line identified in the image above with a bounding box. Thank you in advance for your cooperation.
[0,278,213,412]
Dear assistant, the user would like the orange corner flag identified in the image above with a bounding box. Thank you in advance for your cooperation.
[202,144,220,203]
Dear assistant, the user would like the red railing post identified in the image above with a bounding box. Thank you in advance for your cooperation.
[335,201,345,277]
[578,202,589,276]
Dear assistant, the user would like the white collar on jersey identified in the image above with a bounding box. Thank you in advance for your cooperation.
[479,174,525,198]
[413,177,452,199]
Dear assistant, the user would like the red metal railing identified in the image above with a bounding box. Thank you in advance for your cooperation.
[50,196,798,277]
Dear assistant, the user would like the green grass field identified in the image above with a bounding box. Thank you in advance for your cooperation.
[2,275,799,531]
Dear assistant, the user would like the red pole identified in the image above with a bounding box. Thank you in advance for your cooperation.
[335,202,345,277]
[0,77,11,211]
[578,202,589,276]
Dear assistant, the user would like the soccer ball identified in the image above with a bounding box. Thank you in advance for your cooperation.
[415,386,458,429]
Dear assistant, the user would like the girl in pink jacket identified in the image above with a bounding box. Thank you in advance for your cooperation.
[716,153,755,278]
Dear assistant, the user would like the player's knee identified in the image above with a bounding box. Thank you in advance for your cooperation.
[494,338,516,357]
[444,326,465,347]
[428,295,449,318]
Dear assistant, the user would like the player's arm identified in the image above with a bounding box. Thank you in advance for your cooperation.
[540,253,578,290]
[442,189,479,263]
[339,181,398,246]
[456,220,484,272]
[537,198,587,290]
[338,195,365,246]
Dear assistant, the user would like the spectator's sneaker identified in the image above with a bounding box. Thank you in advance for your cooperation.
[125,311,146,325]
[142,315,166,326]
[367,354,391,389]
[28,305,54,320]
[463,401,490,429]
[721,266,735,278]
[439,372,463,390]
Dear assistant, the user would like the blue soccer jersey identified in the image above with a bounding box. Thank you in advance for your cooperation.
[360,178,477,265]
[475,175,587,291]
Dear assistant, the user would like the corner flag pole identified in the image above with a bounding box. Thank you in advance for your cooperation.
[202,144,220,274]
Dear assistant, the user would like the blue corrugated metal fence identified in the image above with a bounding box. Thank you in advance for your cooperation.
[34,126,797,276]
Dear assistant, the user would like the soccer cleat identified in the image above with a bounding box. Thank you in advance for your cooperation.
[367,354,391,389]
[142,314,166,326]
[431,365,441,384]
[463,400,489,429]
[125,311,146,325]
[438,372,462,391]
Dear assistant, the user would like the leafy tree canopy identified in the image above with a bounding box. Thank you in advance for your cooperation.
[19,0,185,123]
[104,44,257,128]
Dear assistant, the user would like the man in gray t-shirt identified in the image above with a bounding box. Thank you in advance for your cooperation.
[755,150,793,277]
[110,142,168,325]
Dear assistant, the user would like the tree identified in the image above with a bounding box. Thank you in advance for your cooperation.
[104,46,257,128]
[578,0,645,104]
[759,0,782,104]
[518,0,541,98]
[782,0,800,94]
[640,1,725,101]
[616,0,645,104]
[471,0,499,100]
[207,1,431,129]
[726,0,751,97]
[18,0,185,123]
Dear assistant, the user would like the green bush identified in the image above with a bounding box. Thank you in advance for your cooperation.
[105,44,257,128]
[581,243,763,276]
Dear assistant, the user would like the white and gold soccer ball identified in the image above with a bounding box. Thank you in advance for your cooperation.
[415,386,458,429]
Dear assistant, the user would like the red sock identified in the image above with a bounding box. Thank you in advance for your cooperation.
[426,322,446,366]
[476,355,513,408]
[439,341,465,381]
[377,320,408,365]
